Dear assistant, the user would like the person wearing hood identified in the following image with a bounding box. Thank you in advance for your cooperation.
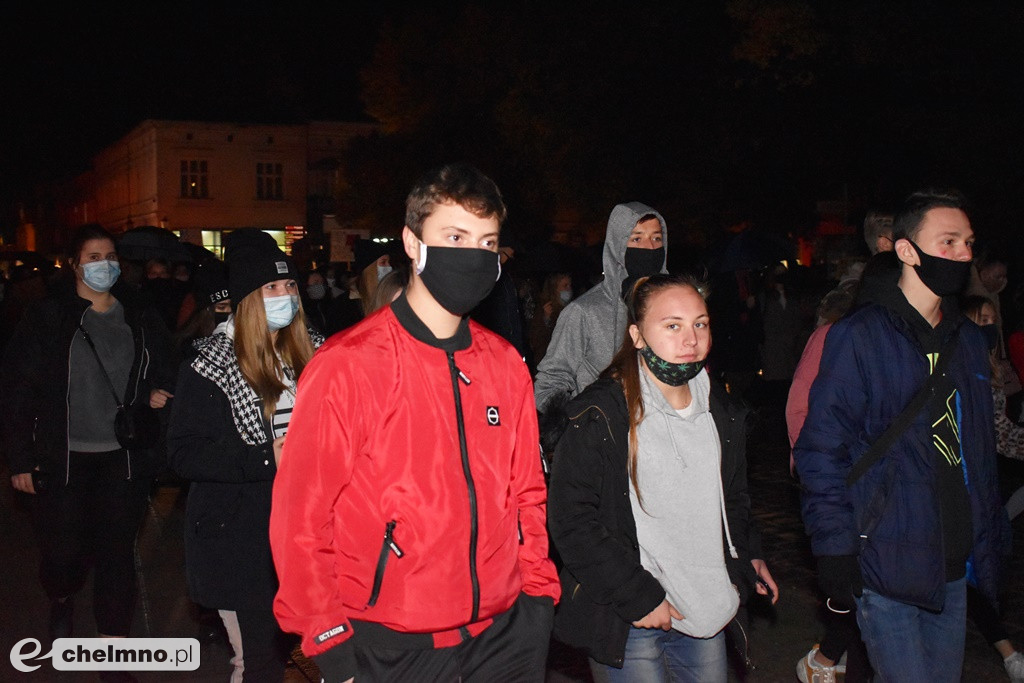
[534,202,668,415]
[167,230,324,681]
[794,189,1009,683]
[548,273,762,681]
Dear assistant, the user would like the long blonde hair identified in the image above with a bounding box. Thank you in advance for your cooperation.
[234,290,316,420]
[602,273,710,502]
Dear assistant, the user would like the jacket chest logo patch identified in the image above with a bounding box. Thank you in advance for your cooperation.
[486,406,500,426]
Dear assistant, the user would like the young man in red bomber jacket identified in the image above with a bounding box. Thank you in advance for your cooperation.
[269,163,559,682]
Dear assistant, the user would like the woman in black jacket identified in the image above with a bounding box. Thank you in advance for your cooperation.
[167,230,322,682]
[3,224,173,656]
[548,273,763,682]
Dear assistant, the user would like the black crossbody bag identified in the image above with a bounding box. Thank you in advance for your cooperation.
[846,333,959,486]
[77,323,160,450]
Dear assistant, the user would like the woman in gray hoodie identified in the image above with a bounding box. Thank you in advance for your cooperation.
[549,273,761,682]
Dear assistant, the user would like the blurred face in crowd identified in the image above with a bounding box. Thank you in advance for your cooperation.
[629,217,663,250]
[262,278,299,299]
[974,301,997,327]
[898,208,974,263]
[979,261,1008,295]
[875,232,894,252]
[146,260,170,279]
[74,238,118,276]
[630,284,711,366]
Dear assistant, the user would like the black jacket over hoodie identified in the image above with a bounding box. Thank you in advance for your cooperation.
[547,375,755,667]
[1,280,172,484]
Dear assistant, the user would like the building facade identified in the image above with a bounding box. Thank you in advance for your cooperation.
[61,119,375,257]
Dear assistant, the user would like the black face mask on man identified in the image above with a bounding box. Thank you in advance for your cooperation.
[416,243,500,316]
[621,246,665,302]
[908,240,972,297]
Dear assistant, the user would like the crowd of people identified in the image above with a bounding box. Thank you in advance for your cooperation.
[3,165,1024,683]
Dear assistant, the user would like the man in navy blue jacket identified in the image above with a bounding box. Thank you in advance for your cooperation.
[794,189,1009,682]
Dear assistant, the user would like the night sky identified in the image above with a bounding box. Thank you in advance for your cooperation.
[3,2,1024,255]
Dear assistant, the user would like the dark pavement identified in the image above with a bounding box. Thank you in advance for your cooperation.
[2,411,1021,681]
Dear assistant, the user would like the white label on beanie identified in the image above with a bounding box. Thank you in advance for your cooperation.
[275,261,288,274]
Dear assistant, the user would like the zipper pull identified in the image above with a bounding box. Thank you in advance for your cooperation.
[539,441,550,475]
[458,370,471,385]
[385,520,404,557]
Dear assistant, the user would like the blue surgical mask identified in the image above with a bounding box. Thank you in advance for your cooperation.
[558,289,572,305]
[264,294,299,331]
[81,259,121,293]
[377,264,393,282]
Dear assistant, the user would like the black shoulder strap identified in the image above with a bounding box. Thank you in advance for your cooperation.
[845,332,960,486]
[77,323,125,407]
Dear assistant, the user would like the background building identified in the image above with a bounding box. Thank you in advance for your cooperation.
[56,119,375,257]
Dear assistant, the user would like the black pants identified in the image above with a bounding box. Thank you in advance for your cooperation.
[353,594,554,682]
[819,606,873,683]
[966,585,1009,646]
[32,450,151,636]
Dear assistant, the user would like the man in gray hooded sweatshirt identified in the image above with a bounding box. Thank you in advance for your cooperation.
[534,202,667,413]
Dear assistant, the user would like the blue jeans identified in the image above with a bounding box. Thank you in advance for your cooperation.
[855,577,967,683]
[590,627,726,683]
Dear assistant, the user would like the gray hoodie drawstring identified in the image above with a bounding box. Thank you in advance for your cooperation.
[718,461,739,559]
[653,374,739,560]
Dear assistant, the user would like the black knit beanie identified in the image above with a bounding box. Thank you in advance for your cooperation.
[192,258,230,308]
[224,230,298,306]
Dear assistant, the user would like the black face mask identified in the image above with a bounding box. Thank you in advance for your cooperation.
[908,240,971,297]
[981,323,999,352]
[621,247,665,302]
[417,244,500,316]
[213,311,231,326]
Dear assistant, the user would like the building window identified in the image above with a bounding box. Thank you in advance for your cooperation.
[180,160,209,198]
[201,230,225,259]
[201,229,291,259]
[256,163,284,200]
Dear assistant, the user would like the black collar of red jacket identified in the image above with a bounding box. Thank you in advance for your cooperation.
[390,292,471,353]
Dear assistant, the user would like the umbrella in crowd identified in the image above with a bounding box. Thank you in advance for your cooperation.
[715,229,796,273]
[117,226,191,263]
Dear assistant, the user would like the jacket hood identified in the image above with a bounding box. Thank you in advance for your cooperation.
[600,202,669,298]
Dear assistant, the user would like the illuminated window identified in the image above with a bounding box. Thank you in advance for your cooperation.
[201,229,291,258]
[201,230,225,258]
[263,230,288,253]
[256,163,284,200]
[180,160,209,198]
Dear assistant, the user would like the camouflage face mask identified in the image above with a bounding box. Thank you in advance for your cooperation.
[638,344,705,386]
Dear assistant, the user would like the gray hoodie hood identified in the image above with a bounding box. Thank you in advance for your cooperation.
[533,202,668,411]
[599,202,669,301]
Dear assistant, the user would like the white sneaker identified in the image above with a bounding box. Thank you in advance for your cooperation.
[796,645,837,683]
[1005,651,1024,683]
